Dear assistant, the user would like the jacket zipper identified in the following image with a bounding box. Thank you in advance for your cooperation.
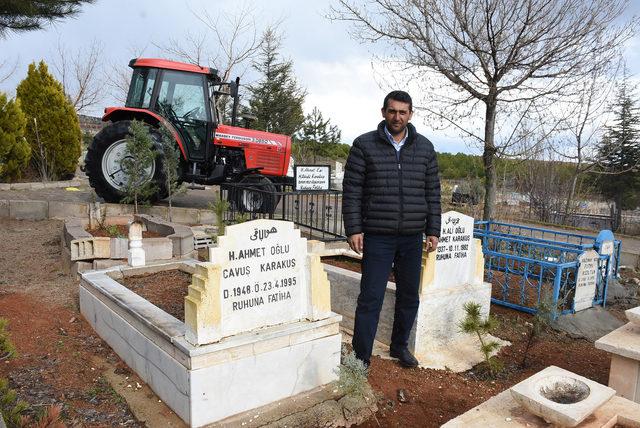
[397,148,404,234]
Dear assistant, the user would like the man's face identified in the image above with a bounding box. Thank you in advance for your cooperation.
[381,99,413,136]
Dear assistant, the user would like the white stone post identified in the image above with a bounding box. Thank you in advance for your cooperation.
[128,221,145,267]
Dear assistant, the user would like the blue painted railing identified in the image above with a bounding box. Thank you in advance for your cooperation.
[474,221,615,317]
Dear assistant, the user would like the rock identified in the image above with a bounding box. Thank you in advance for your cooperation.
[397,389,409,403]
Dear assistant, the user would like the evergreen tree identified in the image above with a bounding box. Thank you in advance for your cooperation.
[0,93,31,181]
[296,107,342,163]
[596,75,640,223]
[247,29,305,136]
[121,120,157,213]
[158,126,186,221]
[0,1,93,37]
[16,61,81,180]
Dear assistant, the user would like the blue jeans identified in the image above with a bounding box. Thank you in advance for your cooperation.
[352,233,423,364]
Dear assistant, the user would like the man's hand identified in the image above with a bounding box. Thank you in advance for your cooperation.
[426,235,439,253]
[348,233,364,254]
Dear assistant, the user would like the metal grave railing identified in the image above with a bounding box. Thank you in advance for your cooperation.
[474,221,618,317]
[220,182,346,241]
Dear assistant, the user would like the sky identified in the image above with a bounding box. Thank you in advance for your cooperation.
[1,0,640,155]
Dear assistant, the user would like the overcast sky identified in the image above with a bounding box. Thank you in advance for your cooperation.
[1,0,639,155]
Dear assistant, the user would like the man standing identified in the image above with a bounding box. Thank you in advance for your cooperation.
[342,90,441,368]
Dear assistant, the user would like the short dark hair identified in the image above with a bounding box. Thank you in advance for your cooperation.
[383,90,412,112]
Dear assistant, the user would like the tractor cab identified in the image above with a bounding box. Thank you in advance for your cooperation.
[125,58,227,164]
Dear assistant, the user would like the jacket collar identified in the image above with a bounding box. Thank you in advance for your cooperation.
[377,121,416,146]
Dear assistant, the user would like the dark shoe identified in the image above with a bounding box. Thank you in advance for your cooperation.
[390,348,419,368]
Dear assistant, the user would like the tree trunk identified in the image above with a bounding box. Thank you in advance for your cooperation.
[482,101,498,220]
[563,169,579,224]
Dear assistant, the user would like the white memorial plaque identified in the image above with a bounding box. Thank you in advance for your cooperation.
[295,165,330,191]
[574,250,599,312]
[600,240,614,278]
[433,211,475,289]
[210,219,308,336]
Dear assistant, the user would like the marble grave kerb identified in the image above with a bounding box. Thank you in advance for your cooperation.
[79,218,342,427]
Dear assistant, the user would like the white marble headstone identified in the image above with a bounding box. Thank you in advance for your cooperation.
[574,250,599,312]
[128,221,145,267]
[432,211,476,289]
[209,219,308,337]
[600,240,614,278]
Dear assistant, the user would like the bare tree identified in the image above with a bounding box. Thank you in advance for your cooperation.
[331,0,635,219]
[52,38,104,112]
[0,57,18,84]
[550,64,622,219]
[105,44,149,104]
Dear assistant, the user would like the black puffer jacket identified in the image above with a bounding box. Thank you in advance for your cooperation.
[342,121,441,237]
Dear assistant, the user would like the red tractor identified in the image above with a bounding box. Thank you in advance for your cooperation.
[85,58,293,212]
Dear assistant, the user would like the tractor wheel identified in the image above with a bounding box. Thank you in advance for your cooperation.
[232,175,280,214]
[85,120,168,203]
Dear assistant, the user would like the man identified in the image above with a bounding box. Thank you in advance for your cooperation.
[342,90,441,368]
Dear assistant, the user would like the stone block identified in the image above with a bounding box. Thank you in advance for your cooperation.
[110,238,128,259]
[93,259,127,270]
[509,366,615,427]
[63,218,91,248]
[72,261,93,278]
[198,210,217,224]
[49,201,88,219]
[104,203,134,217]
[9,199,48,220]
[70,237,110,261]
[141,238,173,261]
[0,183,10,191]
[627,307,640,325]
[609,354,640,402]
[169,207,200,224]
[29,182,44,189]
[596,322,640,361]
[10,182,34,190]
[0,200,8,218]
[307,240,326,255]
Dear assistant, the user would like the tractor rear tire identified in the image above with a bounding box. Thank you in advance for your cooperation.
[85,120,168,203]
[232,175,280,214]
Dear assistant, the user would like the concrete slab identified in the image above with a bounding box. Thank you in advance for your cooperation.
[9,199,48,220]
[552,306,624,342]
[49,201,88,219]
[0,200,8,217]
[0,184,10,191]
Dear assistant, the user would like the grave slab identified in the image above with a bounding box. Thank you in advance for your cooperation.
[596,318,640,403]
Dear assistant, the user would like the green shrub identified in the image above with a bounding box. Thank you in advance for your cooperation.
[0,93,30,182]
[334,345,369,397]
[459,302,503,377]
[120,120,157,213]
[16,61,81,180]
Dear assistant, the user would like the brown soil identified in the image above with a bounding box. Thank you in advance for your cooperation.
[86,224,164,238]
[121,270,192,321]
[0,218,631,428]
[0,218,143,426]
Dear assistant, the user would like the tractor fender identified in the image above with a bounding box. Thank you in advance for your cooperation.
[102,107,187,159]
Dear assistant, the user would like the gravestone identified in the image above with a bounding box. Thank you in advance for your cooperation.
[574,250,599,312]
[410,210,506,371]
[186,219,333,344]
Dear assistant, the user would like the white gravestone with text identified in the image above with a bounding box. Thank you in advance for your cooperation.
[209,220,308,337]
[410,211,507,371]
[574,250,599,312]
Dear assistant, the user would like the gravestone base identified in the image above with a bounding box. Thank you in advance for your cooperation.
[79,261,342,428]
[411,281,509,372]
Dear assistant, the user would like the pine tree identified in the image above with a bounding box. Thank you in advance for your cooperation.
[16,61,81,180]
[597,74,640,225]
[0,93,31,181]
[296,107,342,163]
[0,1,93,37]
[120,120,157,213]
[158,126,186,221]
[247,29,305,136]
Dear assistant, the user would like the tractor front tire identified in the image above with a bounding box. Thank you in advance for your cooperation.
[85,120,168,203]
[232,175,279,214]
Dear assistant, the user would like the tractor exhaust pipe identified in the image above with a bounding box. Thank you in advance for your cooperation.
[230,76,240,126]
